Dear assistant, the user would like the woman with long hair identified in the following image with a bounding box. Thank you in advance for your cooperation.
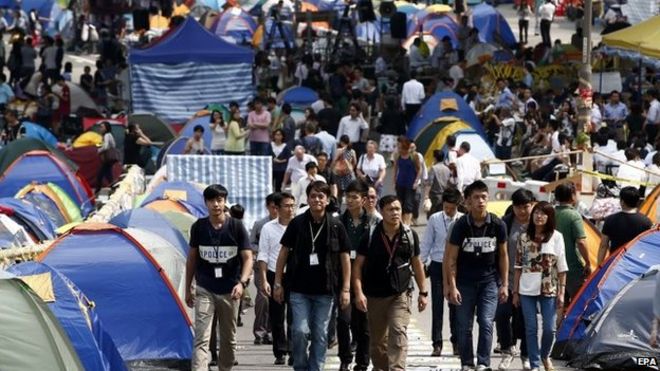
[209,110,227,155]
[225,110,250,155]
[270,128,292,191]
[332,134,357,204]
[513,201,568,371]
[96,121,118,192]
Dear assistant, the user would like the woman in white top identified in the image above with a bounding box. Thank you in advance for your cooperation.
[513,201,568,371]
[96,121,117,191]
[517,2,533,44]
[356,140,387,195]
[209,110,227,155]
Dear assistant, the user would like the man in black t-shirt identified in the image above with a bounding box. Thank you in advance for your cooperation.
[185,184,253,371]
[598,186,653,264]
[273,181,351,371]
[444,180,509,370]
[353,195,428,370]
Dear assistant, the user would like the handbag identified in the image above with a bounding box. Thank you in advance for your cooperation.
[332,149,353,177]
[100,148,121,164]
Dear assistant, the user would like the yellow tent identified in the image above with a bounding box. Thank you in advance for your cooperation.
[72,131,102,148]
[641,185,660,223]
[602,15,660,59]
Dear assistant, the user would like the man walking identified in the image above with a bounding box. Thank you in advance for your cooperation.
[274,181,352,371]
[258,192,296,365]
[539,0,556,47]
[420,188,463,357]
[185,184,254,371]
[445,180,509,371]
[401,71,425,128]
[353,195,428,371]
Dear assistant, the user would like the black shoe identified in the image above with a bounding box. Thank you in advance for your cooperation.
[339,363,350,371]
[353,366,368,371]
[233,360,238,366]
[237,319,244,327]
[263,336,273,345]
[327,338,338,349]
[254,337,262,345]
[274,356,286,365]
[288,356,294,366]
[452,342,459,356]
[209,359,218,366]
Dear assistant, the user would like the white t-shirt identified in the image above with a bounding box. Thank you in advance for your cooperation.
[257,219,288,272]
[337,116,368,144]
[496,117,516,147]
[539,2,556,21]
[357,153,386,181]
[285,154,318,184]
[210,123,226,151]
[295,174,327,206]
[617,160,646,188]
[456,152,482,191]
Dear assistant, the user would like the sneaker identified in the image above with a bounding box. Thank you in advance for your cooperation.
[530,368,540,371]
[339,363,351,371]
[253,337,262,345]
[521,357,531,370]
[542,358,555,371]
[498,353,514,370]
[262,336,273,345]
[431,345,442,357]
[274,356,285,365]
[288,356,294,366]
[476,365,492,371]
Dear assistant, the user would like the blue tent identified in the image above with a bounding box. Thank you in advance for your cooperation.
[179,115,218,151]
[156,137,191,168]
[140,181,207,218]
[109,208,190,255]
[0,197,57,242]
[39,224,193,365]
[472,3,517,48]
[129,17,254,123]
[7,262,127,371]
[406,14,459,48]
[212,8,258,45]
[277,86,319,108]
[0,0,54,20]
[554,228,660,359]
[0,151,93,217]
[19,122,58,147]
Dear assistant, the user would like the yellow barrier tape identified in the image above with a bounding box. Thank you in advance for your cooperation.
[579,169,658,187]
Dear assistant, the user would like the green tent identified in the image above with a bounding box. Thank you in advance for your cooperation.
[0,271,84,371]
[161,211,196,240]
[0,138,77,175]
[129,113,176,144]
[16,182,83,225]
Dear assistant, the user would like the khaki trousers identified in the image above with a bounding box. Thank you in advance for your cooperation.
[192,286,239,371]
[366,292,412,371]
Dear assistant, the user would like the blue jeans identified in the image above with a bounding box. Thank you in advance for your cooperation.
[520,295,556,369]
[289,292,334,371]
[456,280,498,367]
[250,141,270,156]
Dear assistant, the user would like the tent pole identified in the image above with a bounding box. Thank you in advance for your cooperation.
[576,0,593,135]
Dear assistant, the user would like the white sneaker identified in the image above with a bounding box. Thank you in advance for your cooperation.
[530,368,540,371]
[476,365,492,371]
[521,357,532,370]
[498,353,515,370]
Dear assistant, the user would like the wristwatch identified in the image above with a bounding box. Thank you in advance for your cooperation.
[419,291,429,297]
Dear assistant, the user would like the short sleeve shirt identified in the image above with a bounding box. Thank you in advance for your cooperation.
[189,217,251,294]
[554,205,587,274]
[449,213,507,284]
[602,211,652,252]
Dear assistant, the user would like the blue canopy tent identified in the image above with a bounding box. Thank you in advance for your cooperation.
[38,224,193,366]
[129,17,254,123]
[276,86,319,108]
[0,151,93,217]
[109,208,190,255]
[212,8,258,45]
[407,91,490,167]
[0,0,55,21]
[553,228,660,359]
[140,181,208,218]
[471,3,517,48]
[0,197,57,242]
[19,122,58,147]
[7,262,127,371]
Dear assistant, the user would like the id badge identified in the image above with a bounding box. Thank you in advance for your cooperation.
[309,253,319,266]
[214,267,223,278]
[350,250,356,260]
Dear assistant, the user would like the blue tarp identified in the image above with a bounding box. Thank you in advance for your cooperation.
[472,3,517,48]
[140,181,207,218]
[279,87,319,108]
[555,229,660,357]
[407,91,488,140]
[129,17,254,64]
[19,122,58,147]
[109,209,190,255]
[0,152,93,217]
[40,228,193,362]
[7,262,127,371]
[0,197,57,241]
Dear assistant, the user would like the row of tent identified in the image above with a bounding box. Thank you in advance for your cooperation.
[196,2,516,50]
[0,180,208,370]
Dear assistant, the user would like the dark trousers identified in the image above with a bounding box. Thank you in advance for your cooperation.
[250,141,270,156]
[495,290,528,356]
[267,270,291,358]
[645,124,658,143]
[540,19,552,46]
[531,158,561,182]
[404,103,421,129]
[519,19,529,43]
[96,161,114,191]
[495,145,512,160]
[337,299,370,367]
[273,169,286,192]
[429,261,457,347]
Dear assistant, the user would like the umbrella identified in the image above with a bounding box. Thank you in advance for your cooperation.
[465,42,499,66]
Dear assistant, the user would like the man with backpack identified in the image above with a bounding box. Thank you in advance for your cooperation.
[445,180,509,371]
[353,194,428,370]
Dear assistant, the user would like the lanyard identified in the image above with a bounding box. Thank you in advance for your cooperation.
[380,231,400,265]
[309,222,325,253]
